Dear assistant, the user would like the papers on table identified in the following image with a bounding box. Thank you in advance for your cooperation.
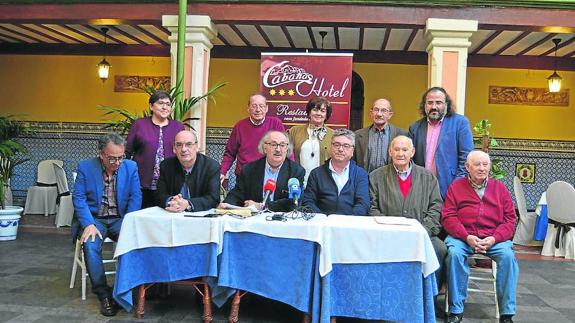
[373,216,416,225]
[182,209,216,217]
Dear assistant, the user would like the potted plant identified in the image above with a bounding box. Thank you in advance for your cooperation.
[0,115,28,241]
[473,119,507,180]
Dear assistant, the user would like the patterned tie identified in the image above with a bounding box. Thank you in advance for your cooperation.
[313,127,327,140]
[150,127,164,190]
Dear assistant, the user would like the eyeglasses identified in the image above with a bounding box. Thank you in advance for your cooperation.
[104,154,125,164]
[250,104,267,110]
[175,142,197,149]
[311,107,327,113]
[331,142,354,150]
[155,101,172,108]
[265,142,289,149]
[371,108,392,114]
[426,100,445,107]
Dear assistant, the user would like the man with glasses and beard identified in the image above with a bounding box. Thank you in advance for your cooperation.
[220,130,304,212]
[155,130,221,212]
[409,87,474,198]
[73,133,142,317]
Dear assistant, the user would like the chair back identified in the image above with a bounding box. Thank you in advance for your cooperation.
[52,163,69,194]
[546,181,575,224]
[513,176,529,217]
[37,159,63,185]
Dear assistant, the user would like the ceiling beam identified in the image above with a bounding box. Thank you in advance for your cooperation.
[0,43,169,56]
[1,3,574,30]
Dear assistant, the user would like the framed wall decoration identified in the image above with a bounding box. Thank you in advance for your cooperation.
[114,75,171,93]
[516,163,536,183]
[489,86,569,107]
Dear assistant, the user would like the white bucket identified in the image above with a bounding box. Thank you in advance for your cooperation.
[0,206,23,241]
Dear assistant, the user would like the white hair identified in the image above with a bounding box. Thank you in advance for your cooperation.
[466,150,491,164]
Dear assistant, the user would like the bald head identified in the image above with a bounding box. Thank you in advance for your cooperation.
[370,98,393,129]
[389,135,415,171]
[465,150,491,185]
[466,150,490,164]
[173,130,199,168]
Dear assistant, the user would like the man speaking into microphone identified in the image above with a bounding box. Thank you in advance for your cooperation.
[221,131,305,212]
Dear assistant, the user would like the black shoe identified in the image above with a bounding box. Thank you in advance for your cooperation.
[446,313,463,323]
[500,315,514,323]
[100,297,118,317]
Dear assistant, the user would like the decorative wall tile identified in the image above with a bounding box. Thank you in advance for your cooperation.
[11,122,575,211]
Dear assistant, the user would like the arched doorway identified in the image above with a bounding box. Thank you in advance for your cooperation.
[349,71,365,131]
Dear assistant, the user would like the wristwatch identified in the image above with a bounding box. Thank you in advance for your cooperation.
[185,200,194,212]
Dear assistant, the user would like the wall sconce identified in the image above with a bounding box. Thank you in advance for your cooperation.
[97,27,111,82]
[319,31,328,50]
[547,38,562,93]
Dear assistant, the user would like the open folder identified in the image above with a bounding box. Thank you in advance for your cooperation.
[215,203,259,218]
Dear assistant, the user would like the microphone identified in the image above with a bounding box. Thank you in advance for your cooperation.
[288,178,302,207]
[261,179,277,209]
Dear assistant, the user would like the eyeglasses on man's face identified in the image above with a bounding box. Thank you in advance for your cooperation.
[103,154,125,164]
[425,100,445,107]
[175,142,197,149]
[250,104,267,110]
[371,108,392,114]
[331,142,354,150]
[265,142,289,150]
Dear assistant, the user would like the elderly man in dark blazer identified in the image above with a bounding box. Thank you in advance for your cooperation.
[221,130,305,212]
[155,130,220,212]
[369,135,446,286]
[354,98,407,173]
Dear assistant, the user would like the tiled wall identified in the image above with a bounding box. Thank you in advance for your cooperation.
[10,122,575,211]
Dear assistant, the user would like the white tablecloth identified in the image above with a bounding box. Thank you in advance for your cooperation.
[115,207,439,277]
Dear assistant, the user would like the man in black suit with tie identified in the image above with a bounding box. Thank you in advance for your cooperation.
[155,130,220,212]
[221,130,305,212]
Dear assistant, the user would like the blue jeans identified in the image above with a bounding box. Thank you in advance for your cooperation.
[445,235,519,316]
[82,217,123,300]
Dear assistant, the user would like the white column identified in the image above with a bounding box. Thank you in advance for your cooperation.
[424,18,477,115]
[162,15,217,151]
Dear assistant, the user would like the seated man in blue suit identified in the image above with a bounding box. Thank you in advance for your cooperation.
[409,87,473,198]
[302,129,370,215]
[72,133,142,317]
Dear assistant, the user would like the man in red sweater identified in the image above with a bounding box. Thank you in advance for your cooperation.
[220,94,285,189]
[442,150,518,323]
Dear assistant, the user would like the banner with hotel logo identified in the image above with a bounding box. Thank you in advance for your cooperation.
[260,52,353,128]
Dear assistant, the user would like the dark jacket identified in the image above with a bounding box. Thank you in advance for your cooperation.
[224,157,305,212]
[301,160,370,216]
[155,154,221,211]
[354,123,407,171]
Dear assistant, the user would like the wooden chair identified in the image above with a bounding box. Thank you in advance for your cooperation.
[134,279,213,322]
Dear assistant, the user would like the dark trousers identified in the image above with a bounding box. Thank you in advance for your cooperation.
[141,189,156,209]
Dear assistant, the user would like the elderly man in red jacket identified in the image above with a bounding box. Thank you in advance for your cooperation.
[442,150,518,323]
